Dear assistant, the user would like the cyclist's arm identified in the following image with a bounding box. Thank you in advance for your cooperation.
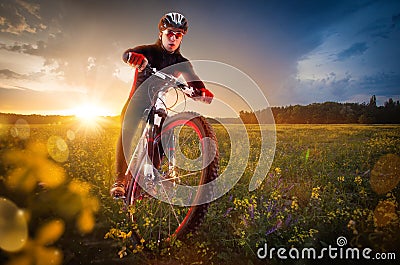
[180,61,214,104]
[123,47,149,99]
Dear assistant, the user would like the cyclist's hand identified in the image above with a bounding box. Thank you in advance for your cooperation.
[193,88,213,104]
[124,51,148,72]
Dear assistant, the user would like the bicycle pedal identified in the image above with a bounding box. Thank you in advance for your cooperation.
[113,194,126,200]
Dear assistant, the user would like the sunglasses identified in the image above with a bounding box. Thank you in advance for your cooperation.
[163,29,185,39]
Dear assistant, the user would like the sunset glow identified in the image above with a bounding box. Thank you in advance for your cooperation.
[73,103,110,122]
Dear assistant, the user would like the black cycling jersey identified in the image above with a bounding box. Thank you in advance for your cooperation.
[124,39,205,98]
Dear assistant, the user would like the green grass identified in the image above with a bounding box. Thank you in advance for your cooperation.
[1,122,399,264]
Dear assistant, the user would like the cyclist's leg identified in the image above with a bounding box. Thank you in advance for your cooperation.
[111,86,151,197]
[111,99,130,197]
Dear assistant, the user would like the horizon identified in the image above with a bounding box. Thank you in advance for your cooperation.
[0,96,397,118]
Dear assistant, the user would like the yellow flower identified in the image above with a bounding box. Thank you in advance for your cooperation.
[118,246,127,258]
[354,176,362,185]
[291,197,299,210]
[359,188,367,197]
[275,167,282,175]
[311,187,321,200]
[337,176,345,182]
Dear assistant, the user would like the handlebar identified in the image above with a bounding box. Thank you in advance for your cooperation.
[144,64,195,97]
[123,51,204,99]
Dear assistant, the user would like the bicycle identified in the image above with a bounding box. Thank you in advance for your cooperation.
[119,64,219,249]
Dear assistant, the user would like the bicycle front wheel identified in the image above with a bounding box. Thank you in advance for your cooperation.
[128,112,219,249]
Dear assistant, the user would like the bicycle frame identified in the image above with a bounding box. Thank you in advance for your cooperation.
[124,66,195,203]
[118,64,220,245]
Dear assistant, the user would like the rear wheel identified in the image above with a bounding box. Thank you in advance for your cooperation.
[126,112,219,249]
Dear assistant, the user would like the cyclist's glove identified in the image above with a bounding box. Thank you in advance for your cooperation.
[193,87,214,104]
[123,51,148,71]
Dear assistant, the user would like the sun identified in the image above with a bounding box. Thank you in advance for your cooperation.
[68,102,117,135]
[73,104,108,121]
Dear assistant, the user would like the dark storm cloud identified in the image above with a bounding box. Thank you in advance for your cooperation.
[359,72,400,93]
[335,42,369,62]
[192,1,380,90]
[286,71,400,107]
[391,13,400,27]
[355,9,400,40]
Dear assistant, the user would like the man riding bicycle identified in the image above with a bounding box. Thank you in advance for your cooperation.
[111,12,214,198]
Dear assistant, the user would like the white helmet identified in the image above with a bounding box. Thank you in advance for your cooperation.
[158,12,188,33]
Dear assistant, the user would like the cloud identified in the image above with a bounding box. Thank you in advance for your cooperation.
[0,13,36,35]
[0,69,25,79]
[277,69,400,106]
[391,13,400,28]
[355,8,400,40]
[359,72,400,94]
[0,0,46,35]
[0,41,40,53]
[15,0,41,20]
[335,42,368,61]
[357,18,392,39]
[0,66,74,93]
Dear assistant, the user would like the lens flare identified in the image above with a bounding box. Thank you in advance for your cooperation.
[10,119,30,140]
[374,199,398,227]
[47,136,69,163]
[0,197,28,252]
[370,154,400,194]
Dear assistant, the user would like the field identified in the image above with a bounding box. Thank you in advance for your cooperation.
[0,120,399,264]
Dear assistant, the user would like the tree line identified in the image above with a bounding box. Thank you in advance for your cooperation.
[239,96,400,124]
[1,96,399,125]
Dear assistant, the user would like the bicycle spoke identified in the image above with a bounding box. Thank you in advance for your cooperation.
[158,171,198,183]
[159,180,181,224]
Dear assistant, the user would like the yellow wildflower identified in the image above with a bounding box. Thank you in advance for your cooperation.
[291,197,299,210]
[311,187,321,200]
[354,176,362,185]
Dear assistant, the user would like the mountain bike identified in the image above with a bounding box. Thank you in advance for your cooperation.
[121,64,219,249]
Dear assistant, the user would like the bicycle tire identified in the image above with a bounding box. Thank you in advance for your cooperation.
[126,112,219,248]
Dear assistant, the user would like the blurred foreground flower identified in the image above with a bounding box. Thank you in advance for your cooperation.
[1,140,99,265]
[4,142,65,191]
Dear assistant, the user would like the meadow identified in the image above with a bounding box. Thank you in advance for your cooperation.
[0,119,399,265]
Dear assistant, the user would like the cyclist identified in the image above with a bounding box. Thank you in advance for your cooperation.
[111,12,214,198]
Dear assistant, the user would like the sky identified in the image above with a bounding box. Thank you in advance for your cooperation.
[0,0,399,116]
